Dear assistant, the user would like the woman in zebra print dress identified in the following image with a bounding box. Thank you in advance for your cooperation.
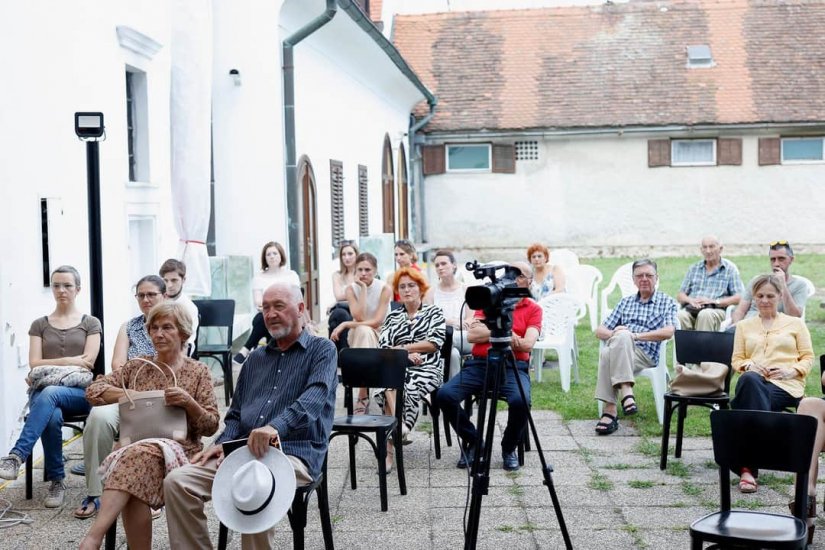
[378,267,446,469]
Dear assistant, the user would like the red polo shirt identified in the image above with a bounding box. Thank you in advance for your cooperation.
[471,298,542,362]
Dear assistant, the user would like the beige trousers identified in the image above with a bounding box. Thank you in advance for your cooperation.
[677,307,726,332]
[83,404,119,497]
[595,331,656,404]
[347,325,379,348]
[164,453,311,549]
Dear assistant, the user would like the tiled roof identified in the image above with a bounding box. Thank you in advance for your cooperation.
[393,0,825,132]
[370,0,383,23]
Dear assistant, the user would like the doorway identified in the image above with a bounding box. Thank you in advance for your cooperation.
[297,155,320,321]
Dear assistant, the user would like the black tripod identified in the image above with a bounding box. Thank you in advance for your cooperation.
[464,324,573,550]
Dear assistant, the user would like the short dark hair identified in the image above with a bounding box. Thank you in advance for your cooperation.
[355,252,378,269]
[260,241,287,271]
[433,249,456,265]
[159,258,186,278]
[631,258,658,274]
[135,274,167,295]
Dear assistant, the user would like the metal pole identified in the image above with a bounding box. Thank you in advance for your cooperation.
[85,140,105,376]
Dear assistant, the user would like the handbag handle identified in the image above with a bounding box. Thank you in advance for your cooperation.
[121,357,180,409]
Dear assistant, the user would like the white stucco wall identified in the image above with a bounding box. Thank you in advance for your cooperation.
[0,2,176,450]
[212,0,426,314]
[423,133,825,254]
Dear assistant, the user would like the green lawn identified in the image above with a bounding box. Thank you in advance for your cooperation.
[532,254,825,438]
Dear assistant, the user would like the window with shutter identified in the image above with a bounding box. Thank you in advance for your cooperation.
[422,145,445,175]
[717,138,742,166]
[671,139,716,166]
[491,144,516,174]
[330,160,344,245]
[358,165,368,237]
[446,144,491,172]
[647,139,671,167]
[758,138,781,166]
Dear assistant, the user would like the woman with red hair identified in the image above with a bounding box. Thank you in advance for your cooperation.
[526,243,566,300]
[377,267,446,469]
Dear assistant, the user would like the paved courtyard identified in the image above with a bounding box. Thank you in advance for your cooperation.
[1,384,821,549]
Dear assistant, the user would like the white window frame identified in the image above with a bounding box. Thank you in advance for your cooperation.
[671,139,717,167]
[781,137,825,164]
[446,144,492,173]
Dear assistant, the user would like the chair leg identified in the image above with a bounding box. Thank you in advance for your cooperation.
[317,471,334,550]
[218,522,229,550]
[660,398,674,471]
[395,428,406,497]
[432,404,442,460]
[288,492,308,550]
[377,431,389,511]
[25,454,33,500]
[221,354,233,405]
[443,412,452,448]
[675,404,688,458]
[558,348,572,392]
[104,523,117,550]
[347,435,357,490]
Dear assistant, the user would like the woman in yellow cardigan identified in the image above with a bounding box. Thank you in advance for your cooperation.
[730,273,814,494]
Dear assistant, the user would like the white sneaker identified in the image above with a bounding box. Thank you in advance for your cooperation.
[0,454,22,480]
[44,480,66,508]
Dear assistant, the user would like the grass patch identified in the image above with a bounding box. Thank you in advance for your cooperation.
[496,525,516,533]
[703,460,718,470]
[589,472,614,491]
[603,463,646,470]
[508,484,525,497]
[671,501,688,508]
[530,254,825,439]
[620,524,647,549]
[332,515,343,524]
[505,470,521,480]
[681,482,703,497]
[757,472,794,491]
[628,480,656,489]
[518,523,538,533]
[732,499,764,510]
[635,438,660,457]
[700,499,718,510]
[578,446,594,463]
[416,419,433,435]
[666,461,691,478]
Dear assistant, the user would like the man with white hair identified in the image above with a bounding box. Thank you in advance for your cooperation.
[164,283,337,549]
[676,235,743,332]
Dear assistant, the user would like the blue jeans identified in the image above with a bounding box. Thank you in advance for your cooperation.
[11,386,91,481]
[436,357,531,453]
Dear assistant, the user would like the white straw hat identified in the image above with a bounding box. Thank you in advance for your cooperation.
[212,446,297,534]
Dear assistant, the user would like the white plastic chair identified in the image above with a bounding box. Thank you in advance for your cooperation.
[599,262,637,322]
[566,264,603,331]
[797,275,816,319]
[530,294,581,390]
[549,249,580,274]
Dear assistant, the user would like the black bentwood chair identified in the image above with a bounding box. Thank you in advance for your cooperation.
[217,438,334,550]
[690,409,816,549]
[659,329,735,470]
[330,348,408,511]
[427,326,454,459]
[192,299,235,405]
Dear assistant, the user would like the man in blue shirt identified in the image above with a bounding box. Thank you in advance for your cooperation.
[676,236,743,331]
[164,283,337,548]
[594,259,677,435]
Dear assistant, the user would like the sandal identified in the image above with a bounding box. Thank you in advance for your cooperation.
[739,469,758,493]
[73,496,99,520]
[620,395,638,416]
[353,396,370,415]
[151,507,163,521]
[595,413,619,435]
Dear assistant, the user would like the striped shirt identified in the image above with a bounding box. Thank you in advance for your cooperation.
[215,329,337,479]
[679,258,744,300]
[602,291,678,363]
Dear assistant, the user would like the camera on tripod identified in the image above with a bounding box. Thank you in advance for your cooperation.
[464,260,531,315]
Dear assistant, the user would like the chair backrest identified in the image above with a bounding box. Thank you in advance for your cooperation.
[710,409,817,515]
[549,249,580,273]
[338,348,407,391]
[674,330,734,365]
[441,326,454,384]
[795,275,816,319]
[538,294,581,339]
[599,262,636,321]
[192,299,236,347]
[566,264,603,321]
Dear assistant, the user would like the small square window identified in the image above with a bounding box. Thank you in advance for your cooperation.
[446,144,491,172]
[671,139,716,166]
[782,137,824,163]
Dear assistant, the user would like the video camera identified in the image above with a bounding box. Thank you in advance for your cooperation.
[464,260,531,314]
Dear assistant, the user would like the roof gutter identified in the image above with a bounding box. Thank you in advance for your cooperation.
[422,121,825,142]
[283,0,338,272]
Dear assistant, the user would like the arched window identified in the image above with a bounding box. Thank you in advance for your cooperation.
[381,134,395,234]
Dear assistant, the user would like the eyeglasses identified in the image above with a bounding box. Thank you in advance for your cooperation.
[135,292,162,300]
[51,283,76,290]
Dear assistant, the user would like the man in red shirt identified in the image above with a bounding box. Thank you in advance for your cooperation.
[435,262,541,471]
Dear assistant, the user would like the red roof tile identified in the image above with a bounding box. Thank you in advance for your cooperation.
[392,0,825,132]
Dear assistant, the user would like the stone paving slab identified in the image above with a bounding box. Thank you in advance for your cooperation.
[2,389,822,549]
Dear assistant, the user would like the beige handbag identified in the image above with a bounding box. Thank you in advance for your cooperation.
[117,358,188,446]
[669,362,728,397]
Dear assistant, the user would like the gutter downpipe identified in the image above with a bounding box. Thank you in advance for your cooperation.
[409,102,436,243]
[282,0,337,270]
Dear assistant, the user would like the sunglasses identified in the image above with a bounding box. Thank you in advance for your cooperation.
[769,240,793,255]
[769,240,789,247]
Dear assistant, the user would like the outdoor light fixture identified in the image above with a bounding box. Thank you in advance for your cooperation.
[229,69,241,86]
[74,112,105,139]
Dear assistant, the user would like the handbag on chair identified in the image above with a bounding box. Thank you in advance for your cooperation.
[117,358,188,446]
[669,362,727,397]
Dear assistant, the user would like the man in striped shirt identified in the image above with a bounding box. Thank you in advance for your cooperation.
[164,283,337,548]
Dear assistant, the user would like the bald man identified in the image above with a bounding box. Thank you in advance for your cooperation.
[435,261,541,472]
[676,236,743,332]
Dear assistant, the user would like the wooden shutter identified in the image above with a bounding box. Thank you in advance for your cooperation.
[491,144,516,174]
[330,160,344,245]
[717,138,742,165]
[422,145,445,175]
[648,139,671,167]
[758,137,781,165]
[358,165,369,237]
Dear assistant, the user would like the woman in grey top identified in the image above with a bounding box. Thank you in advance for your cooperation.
[0,266,102,508]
